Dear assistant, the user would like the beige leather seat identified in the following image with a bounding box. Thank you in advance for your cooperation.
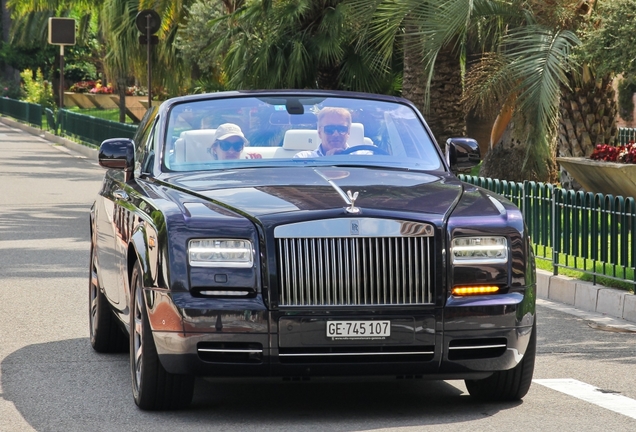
[245,129,321,159]
[173,129,216,163]
[349,123,374,146]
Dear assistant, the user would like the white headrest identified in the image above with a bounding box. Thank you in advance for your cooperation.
[178,129,216,162]
[180,129,217,145]
[348,123,365,145]
[283,129,320,150]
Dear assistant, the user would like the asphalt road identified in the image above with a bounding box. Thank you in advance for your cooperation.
[1,122,635,431]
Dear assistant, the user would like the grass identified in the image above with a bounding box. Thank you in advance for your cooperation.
[534,245,635,293]
[65,107,134,123]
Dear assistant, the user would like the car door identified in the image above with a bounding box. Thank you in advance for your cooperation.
[95,113,159,315]
[95,169,127,307]
[115,117,160,324]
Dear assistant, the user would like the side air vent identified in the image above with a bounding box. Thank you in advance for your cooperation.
[197,342,262,363]
[448,338,507,360]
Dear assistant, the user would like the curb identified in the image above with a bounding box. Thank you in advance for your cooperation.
[0,115,99,161]
[537,269,636,324]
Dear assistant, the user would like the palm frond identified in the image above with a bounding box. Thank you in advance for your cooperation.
[463,52,516,114]
[506,26,580,138]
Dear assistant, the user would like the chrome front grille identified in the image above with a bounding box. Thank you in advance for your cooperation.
[275,219,435,306]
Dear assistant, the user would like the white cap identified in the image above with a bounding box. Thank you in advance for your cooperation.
[214,123,248,143]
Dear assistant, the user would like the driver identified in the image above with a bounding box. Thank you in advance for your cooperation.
[294,107,371,158]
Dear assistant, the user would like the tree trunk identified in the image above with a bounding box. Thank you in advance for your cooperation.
[425,47,466,146]
[402,30,465,148]
[481,115,559,183]
[558,72,618,189]
[466,108,496,158]
[401,26,427,120]
[1,0,18,84]
[117,78,126,123]
[316,66,340,90]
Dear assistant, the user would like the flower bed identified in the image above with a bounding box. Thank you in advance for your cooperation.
[68,80,96,93]
[90,82,113,94]
[558,156,636,198]
[68,80,149,96]
[590,142,636,163]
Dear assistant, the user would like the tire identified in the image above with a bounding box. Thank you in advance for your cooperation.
[130,261,194,410]
[89,243,127,353]
[465,319,536,402]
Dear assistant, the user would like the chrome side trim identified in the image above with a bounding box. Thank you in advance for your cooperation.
[449,344,507,350]
[279,351,434,357]
[198,290,251,296]
[198,348,263,353]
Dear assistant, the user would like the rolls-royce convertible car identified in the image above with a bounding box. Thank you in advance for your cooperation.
[90,90,536,410]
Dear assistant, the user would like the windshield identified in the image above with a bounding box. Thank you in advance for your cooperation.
[163,95,443,172]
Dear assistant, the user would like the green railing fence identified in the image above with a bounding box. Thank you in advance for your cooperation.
[459,175,636,286]
[57,109,137,145]
[0,97,42,127]
[0,97,138,143]
[618,128,636,145]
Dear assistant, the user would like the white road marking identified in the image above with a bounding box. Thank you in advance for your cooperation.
[534,379,636,420]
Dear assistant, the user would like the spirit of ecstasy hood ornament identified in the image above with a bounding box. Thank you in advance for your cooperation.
[345,190,360,214]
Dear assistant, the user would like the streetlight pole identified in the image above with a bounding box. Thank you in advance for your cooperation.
[136,10,160,111]
[146,13,152,109]
[59,45,64,108]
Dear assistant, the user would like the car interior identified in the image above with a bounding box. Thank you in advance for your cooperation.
[172,123,375,163]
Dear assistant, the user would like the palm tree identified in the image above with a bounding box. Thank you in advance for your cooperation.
[350,0,615,183]
[488,0,617,186]
[198,0,398,93]
[7,0,100,106]
[100,0,198,121]
[556,0,636,188]
[349,0,467,145]
[9,0,197,120]
[2,0,20,83]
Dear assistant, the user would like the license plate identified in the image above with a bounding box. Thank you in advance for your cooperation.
[326,320,391,339]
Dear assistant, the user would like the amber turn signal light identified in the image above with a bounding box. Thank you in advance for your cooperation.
[451,286,500,296]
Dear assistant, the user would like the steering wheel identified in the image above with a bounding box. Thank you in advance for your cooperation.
[339,145,389,155]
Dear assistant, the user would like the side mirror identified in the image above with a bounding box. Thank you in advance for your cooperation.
[445,138,480,173]
[99,138,135,181]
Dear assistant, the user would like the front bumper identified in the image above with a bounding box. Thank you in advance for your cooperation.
[147,287,535,378]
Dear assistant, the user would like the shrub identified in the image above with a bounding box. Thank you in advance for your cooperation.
[618,76,636,122]
[20,68,55,109]
[0,80,25,99]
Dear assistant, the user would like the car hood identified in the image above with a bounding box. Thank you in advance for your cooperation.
[165,166,477,218]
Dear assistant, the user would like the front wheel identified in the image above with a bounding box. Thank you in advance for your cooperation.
[465,320,536,401]
[130,261,194,410]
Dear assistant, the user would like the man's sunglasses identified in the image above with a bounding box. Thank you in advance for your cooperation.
[322,125,349,135]
[218,140,244,152]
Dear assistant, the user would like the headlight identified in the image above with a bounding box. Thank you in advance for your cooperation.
[188,239,254,268]
[451,236,508,265]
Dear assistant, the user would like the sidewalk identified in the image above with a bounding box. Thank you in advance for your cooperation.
[1,115,635,330]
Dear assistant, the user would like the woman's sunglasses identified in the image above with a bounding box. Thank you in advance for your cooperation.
[322,125,349,135]
[218,140,244,152]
